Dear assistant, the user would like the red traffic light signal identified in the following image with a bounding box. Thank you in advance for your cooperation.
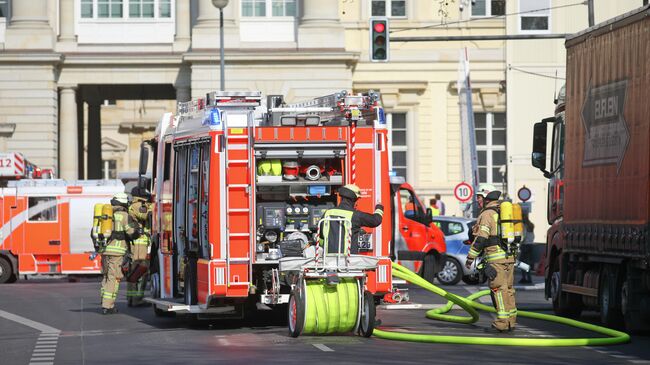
[370,18,389,62]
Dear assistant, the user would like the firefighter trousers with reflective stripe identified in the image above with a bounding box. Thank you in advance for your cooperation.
[127,259,149,305]
[488,261,516,331]
[101,255,124,309]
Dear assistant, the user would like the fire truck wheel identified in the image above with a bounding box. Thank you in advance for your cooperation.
[288,287,305,338]
[0,257,14,284]
[359,292,376,338]
[421,253,438,284]
[600,265,624,328]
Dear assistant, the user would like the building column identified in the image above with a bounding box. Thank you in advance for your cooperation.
[86,99,103,179]
[298,0,344,48]
[192,0,238,49]
[59,86,79,180]
[173,0,191,52]
[5,0,55,49]
[176,87,191,103]
[57,0,77,51]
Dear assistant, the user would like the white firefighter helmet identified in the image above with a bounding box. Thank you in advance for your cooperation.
[476,183,496,198]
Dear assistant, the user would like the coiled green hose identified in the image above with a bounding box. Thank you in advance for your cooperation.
[372,263,630,346]
[303,278,359,334]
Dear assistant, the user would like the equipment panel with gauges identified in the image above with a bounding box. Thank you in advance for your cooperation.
[255,201,335,262]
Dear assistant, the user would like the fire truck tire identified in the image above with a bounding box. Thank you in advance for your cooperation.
[359,291,376,338]
[0,257,14,284]
[184,263,198,306]
[422,253,438,284]
[288,286,305,337]
[550,257,582,318]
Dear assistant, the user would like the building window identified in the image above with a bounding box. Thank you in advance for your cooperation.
[0,0,7,18]
[471,0,505,17]
[129,0,154,17]
[519,0,550,32]
[389,113,408,178]
[475,112,506,187]
[98,0,123,18]
[81,0,93,18]
[242,0,295,17]
[159,0,171,17]
[102,159,117,179]
[28,197,58,222]
[371,0,406,17]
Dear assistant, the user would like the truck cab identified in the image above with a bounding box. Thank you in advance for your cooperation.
[390,176,445,283]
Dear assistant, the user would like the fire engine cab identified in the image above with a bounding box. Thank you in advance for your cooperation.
[143,90,393,328]
[0,179,124,282]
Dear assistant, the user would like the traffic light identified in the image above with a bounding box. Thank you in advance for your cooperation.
[370,18,389,62]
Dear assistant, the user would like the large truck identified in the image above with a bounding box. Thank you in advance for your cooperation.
[0,179,124,282]
[531,4,650,331]
[141,91,445,320]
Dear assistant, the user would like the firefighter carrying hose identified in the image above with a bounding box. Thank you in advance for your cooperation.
[465,184,517,332]
[319,184,384,254]
[127,187,152,307]
[100,193,141,315]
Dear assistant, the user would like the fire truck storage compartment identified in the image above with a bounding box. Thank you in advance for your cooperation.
[253,143,346,265]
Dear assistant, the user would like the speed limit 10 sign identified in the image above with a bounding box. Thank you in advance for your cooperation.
[454,182,474,202]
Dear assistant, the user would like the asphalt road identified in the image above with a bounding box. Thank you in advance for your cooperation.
[1,275,649,365]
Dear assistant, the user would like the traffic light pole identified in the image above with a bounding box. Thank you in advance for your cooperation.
[390,34,569,42]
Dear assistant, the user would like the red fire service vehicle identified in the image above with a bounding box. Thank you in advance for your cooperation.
[142,90,403,325]
[0,179,125,282]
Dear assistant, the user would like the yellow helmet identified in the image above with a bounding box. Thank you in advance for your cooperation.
[339,184,361,200]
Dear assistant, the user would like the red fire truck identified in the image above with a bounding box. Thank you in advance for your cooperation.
[0,179,124,282]
[142,91,406,324]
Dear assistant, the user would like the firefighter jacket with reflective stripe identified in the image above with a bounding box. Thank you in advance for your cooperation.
[318,199,383,254]
[102,206,137,257]
[129,201,151,260]
[468,200,513,264]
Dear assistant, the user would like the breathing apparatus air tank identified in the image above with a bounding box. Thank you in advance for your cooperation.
[499,201,515,244]
[512,203,523,243]
[100,204,114,237]
[91,203,104,241]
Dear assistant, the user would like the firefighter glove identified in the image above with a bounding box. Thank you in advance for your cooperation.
[484,263,498,281]
[465,258,474,270]
[375,203,384,211]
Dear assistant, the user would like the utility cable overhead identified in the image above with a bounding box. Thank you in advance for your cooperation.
[508,65,566,80]
[389,1,587,34]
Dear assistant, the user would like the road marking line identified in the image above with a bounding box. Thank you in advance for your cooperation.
[0,309,60,333]
[29,362,54,365]
[611,355,639,359]
[629,360,650,364]
[313,344,334,352]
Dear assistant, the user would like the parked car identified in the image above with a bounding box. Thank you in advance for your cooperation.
[432,216,484,285]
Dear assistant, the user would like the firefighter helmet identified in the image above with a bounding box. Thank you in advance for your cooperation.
[131,186,151,201]
[339,184,361,200]
[111,192,130,207]
[476,183,496,198]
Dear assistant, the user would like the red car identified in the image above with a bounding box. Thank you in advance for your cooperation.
[390,177,446,283]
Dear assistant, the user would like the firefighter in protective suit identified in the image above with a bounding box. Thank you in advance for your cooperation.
[127,187,152,307]
[465,184,517,332]
[319,184,384,254]
[100,193,141,315]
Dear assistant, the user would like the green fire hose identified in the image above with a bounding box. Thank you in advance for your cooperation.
[302,278,360,334]
[372,262,630,346]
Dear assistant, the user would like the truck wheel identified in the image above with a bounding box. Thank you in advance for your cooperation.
[359,292,376,338]
[437,257,462,285]
[0,257,14,284]
[550,258,582,318]
[288,287,305,337]
[600,265,624,328]
[421,253,438,284]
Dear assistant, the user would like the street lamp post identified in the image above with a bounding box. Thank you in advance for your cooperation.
[211,0,229,91]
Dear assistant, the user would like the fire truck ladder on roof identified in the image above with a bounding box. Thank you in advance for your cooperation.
[224,112,253,291]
